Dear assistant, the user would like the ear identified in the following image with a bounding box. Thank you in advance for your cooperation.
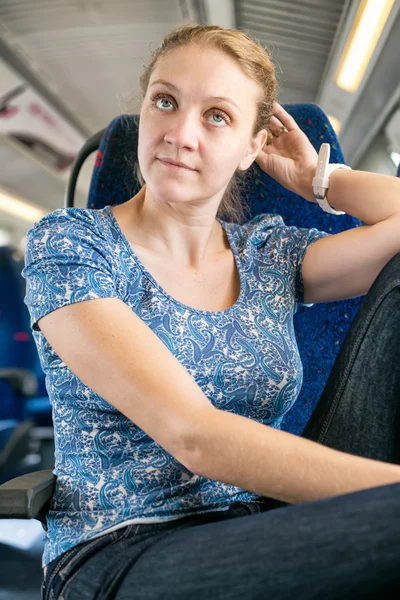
[238,129,269,171]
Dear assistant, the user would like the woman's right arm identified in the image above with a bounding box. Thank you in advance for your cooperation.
[39,297,400,505]
[37,297,216,467]
[190,409,400,504]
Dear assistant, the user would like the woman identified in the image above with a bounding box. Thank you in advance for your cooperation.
[23,24,400,599]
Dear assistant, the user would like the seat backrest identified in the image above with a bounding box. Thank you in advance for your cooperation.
[88,104,363,435]
[0,247,39,421]
[0,251,39,470]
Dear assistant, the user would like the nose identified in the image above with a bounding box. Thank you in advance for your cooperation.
[164,111,199,152]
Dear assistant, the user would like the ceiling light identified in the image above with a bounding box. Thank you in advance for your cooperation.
[0,188,46,223]
[336,0,396,93]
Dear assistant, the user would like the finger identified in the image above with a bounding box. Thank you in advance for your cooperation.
[265,115,288,147]
[272,102,298,132]
[270,115,288,134]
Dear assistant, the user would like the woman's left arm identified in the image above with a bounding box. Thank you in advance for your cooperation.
[298,164,400,305]
[299,167,400,225]
[255,103,400,304]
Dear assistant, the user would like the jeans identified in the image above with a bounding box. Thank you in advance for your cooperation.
[42,253,400,600]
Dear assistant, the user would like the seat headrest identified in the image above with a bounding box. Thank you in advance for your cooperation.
[88,103,358,237]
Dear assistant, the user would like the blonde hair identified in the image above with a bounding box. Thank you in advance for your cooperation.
[135,23,277,223]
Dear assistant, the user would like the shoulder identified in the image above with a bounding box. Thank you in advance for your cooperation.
[243,213,286,247]
[222,213,286,250]
[28,207,103,235]
[24,207,112,267]
[25,207,109,251]
[235,213,329,252]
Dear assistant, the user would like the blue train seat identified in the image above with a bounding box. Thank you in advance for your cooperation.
[87,104,363,435]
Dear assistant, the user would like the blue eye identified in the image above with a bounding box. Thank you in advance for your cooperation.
[153,96,174,111]
[208,113,228,127]
[150,93,231,126]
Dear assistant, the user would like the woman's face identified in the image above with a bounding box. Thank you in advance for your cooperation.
[138,44,267,209]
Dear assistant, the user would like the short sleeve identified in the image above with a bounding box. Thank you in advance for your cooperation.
[22,208,120,332]
[291,226,330,309]
[248,213,331,311]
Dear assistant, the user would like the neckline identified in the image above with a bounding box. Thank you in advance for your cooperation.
[103,204,245,316]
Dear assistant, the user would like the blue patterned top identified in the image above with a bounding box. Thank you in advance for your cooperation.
[22,205,329,566]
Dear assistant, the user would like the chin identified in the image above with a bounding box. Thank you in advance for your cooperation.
[146,180,197,204]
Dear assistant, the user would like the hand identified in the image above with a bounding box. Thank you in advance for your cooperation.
[255,102,318,202]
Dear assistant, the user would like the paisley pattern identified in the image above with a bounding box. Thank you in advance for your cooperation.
[22,205,329,566]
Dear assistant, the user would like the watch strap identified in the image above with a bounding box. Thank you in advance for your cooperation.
[312,143,351,215]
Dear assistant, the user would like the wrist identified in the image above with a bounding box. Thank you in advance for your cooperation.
[298,163,318,203]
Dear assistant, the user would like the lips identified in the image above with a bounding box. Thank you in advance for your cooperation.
[158,158,195,171]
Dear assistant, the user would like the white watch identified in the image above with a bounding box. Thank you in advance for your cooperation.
[312,143,351,215]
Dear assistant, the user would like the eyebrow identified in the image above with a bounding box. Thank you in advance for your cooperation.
[149,79,241,112]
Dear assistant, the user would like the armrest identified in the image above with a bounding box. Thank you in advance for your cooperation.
[0,469,56,525]
[0,368,38,397]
